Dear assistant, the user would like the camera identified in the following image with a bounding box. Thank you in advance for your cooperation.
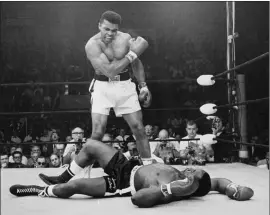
[75,138,83,154]
[188,148,195,156]
[131,148,139,157]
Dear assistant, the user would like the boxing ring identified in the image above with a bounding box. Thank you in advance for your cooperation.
[1,163,269,215]
[0,1,269,215]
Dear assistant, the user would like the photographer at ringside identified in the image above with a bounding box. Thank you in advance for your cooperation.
[62,127,86,165]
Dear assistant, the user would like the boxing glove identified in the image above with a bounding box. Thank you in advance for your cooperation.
[160,175,199,197]
[138,82,152,108]
[225,183,254,201]
[200,134,217,146]
[126,37,149,63]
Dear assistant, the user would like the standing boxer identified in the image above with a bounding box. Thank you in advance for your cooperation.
[38,10,153,185]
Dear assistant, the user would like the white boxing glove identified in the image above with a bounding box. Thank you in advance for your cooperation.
[200,134,217,147]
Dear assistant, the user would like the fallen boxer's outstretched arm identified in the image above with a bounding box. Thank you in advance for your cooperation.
[210,178,254,201]
[132,175,198,208]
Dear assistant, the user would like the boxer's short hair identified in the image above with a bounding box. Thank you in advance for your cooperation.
[100,10,122,25]
[192,171,211,197]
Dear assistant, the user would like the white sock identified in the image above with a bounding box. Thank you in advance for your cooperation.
[69,160,83,175]
[142,158,153,165]
[47,185,57,197]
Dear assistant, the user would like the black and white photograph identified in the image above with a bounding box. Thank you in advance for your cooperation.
[0,1,269,215]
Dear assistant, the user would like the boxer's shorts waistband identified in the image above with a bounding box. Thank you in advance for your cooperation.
[129,165,142,196]
[94,69,130,82]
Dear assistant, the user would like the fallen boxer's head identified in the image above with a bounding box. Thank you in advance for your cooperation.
[183,168,211,197]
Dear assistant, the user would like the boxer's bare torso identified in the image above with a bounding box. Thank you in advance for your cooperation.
[134,163,185,190]
[133,163,188,203]
[131,163,208,206]
[86,31,131,76]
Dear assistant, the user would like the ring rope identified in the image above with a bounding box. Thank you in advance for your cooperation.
[215,138,269,149]
[0,78,230,88]
[212,52,269,79]
[1,96,267,116]
[0,110,91,116]
[2,138,201,146]
[2,138,268,149]
[0,79,196,87]
[0,107,199,116]
[214,97,269,110]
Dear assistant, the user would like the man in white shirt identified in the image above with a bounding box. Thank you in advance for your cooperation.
[62,127,91,179]
[179,121,203,161]
[63,127,86,164]
[144,125,156,153]
[153,129,180,164]
[179,121,202,149]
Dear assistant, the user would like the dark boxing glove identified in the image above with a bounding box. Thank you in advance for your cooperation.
[160,174,199,197]
[138,82,152,108]
[225,183,254,201]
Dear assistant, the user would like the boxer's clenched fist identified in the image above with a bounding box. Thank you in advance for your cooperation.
[126,37,149,63]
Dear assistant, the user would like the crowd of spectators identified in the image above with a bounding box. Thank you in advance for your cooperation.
[0,115,268,170]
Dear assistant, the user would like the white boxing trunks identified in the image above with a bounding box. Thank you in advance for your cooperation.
[89,78,141,117]
[129,165,142,196]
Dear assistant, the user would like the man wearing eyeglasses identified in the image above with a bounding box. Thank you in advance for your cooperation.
[9,151,27,168]
[62,127,91,179]
[37,156,47,168]
[63,127,86,165]
[153,129,179,164]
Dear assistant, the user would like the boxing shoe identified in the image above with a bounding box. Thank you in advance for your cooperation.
[39,173,66,185]
[10,184,46,197]
[225,183,254,201]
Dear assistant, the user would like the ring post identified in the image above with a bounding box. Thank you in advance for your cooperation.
[226,1,238,136]
[237,74,249,160]
[226,1,234,105]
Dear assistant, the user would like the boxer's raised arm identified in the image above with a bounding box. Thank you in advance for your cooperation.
[85,41,130,79]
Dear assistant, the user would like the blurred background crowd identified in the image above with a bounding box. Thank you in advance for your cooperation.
[0,115,268,169]
[0,2,269,169]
